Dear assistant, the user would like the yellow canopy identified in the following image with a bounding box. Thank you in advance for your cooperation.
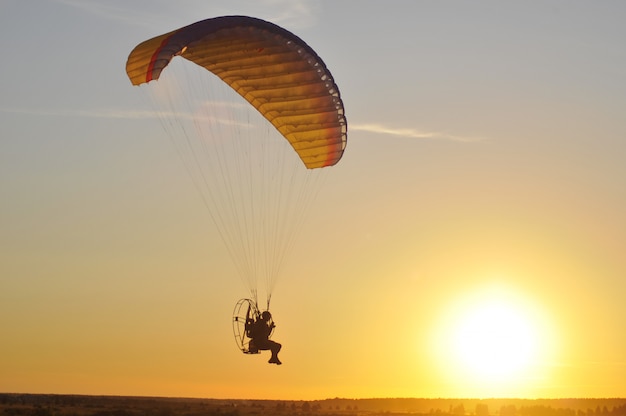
[126,16,347,168]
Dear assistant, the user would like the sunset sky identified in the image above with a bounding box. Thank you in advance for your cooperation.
[1,0,625,400]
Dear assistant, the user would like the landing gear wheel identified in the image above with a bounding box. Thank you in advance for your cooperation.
[232,298,259,354]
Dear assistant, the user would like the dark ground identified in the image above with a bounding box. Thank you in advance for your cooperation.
[1,394,625,416]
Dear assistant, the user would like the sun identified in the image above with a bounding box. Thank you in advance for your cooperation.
[452,297,537,380]
[432,283,553,394]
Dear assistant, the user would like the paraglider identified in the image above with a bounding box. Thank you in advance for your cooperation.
[126,16,346,363]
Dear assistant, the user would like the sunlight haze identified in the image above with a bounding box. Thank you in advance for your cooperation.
[1,0,625,400]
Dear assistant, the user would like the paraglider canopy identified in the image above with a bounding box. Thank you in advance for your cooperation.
[126,15,347,313]
[126,15,347,169]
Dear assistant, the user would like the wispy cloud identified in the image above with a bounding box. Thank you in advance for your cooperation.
[1,107,155,120]
[0,106,255,129]
[50,0,179,28]
[351,123,482,142]
[52,0,320,30]
[2,107,484,141]
[264,0,320,29]
[52,0,146,25]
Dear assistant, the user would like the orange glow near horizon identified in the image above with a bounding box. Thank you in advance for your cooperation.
[2,1,626,401]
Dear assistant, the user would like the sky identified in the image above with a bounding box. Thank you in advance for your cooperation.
[1,0,626,401]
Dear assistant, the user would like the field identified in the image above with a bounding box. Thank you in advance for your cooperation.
[1,395,626,416]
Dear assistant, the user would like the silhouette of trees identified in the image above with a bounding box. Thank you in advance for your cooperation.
[475,404,489,416]
[451,404,466,415]
[1,395,626,416]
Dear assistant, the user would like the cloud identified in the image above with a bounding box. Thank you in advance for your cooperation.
[350,123,482,142]
[2,107,484,141]
[1,107,154,120]
[52,0,149,26]
[263,0,320,29]
[0,106,255,129]
[51,0,319,30]
[49,0,189,28]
